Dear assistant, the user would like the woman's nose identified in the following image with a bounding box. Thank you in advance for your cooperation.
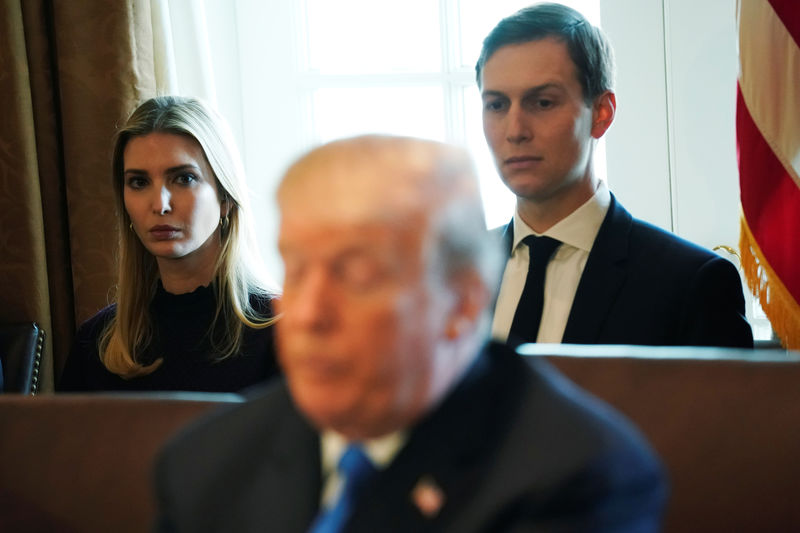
[153,186,172,214]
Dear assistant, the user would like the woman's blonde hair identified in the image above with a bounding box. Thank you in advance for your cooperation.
[101,96,277,378]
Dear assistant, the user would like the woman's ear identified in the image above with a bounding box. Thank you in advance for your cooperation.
[220,196,232,218]
[591,91,616,139]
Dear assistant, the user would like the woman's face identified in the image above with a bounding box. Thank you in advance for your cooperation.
[123,132,225,268]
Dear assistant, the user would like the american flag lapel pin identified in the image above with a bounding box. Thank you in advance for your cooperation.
[411,475,446,518]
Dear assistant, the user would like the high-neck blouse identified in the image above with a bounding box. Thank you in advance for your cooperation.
[58,283,279,392]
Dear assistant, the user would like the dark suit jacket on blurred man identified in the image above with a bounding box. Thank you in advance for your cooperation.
[156,342,666,533]
[155,135,666,533]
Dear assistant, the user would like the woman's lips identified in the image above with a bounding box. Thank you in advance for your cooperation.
[149,225,180,240]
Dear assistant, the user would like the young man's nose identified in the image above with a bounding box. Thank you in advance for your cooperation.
[506,106,532,144]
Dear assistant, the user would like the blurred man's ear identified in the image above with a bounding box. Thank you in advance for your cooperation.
[590,91,616,139]
[445,269,490,340]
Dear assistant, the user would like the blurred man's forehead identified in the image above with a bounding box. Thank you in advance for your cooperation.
[277,136,480,241]
[279,136,467,198]
[280,166,431,226]
[278,217,421,250]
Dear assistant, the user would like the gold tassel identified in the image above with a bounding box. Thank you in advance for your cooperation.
[739,216,800,349]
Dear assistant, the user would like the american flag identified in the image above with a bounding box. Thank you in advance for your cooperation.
[737,0,800,348]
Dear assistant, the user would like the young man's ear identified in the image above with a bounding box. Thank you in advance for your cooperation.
[591,91,616,139]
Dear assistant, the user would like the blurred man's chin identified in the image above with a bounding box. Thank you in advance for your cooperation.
[300,403,355,435]
[293,385,350,420]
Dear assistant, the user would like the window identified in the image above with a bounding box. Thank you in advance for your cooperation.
[269,0,602,229]
[214,0,601,275]
[173,0,771,339]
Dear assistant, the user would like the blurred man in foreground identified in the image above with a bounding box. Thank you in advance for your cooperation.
[156,135,666,532]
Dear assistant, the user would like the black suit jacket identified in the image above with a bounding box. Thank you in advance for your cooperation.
[155,342,666,532]
[498,194,753,347]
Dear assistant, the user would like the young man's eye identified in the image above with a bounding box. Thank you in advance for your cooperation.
[484,99,507,112]
[536,98,554,109]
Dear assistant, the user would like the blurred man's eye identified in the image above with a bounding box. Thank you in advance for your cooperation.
[281,258,306,287]
[337,257,390,292]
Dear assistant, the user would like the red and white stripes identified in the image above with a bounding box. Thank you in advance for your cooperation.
[737,0,800,348]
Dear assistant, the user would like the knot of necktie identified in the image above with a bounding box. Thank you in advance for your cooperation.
[524,235,562,267]
[338,445,376,498]
[309,444,377,533]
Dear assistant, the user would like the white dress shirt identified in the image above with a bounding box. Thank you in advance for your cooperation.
[492,182,612,343]
[318,430,407,508]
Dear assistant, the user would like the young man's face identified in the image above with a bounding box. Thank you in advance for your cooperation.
[481,37,599,206]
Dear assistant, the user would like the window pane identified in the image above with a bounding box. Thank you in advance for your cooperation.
[312,86,446,143]
[457,0,602,69]
[305,0,441,74]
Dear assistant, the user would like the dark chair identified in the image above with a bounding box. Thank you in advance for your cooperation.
[0,322,44,394]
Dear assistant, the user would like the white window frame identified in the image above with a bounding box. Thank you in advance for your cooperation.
[172,0,771,338]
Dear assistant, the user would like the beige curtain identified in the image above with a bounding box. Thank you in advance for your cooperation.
[0,0,159,391]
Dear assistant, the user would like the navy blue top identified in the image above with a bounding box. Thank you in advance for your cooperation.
[58,283,279,392]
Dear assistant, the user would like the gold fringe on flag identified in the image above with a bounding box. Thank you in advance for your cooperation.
[739,215,800,349]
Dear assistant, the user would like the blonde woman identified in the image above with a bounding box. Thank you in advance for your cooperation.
[59,96,279,392]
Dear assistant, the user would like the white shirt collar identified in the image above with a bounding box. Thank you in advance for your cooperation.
[320,429,407,476]
[512,181,611,253]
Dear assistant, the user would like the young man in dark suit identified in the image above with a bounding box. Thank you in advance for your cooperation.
[155,135,665,532]
[478,3,753,347]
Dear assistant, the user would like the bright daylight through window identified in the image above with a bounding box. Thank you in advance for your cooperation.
[299,0,602,229]
[181,0,772,340]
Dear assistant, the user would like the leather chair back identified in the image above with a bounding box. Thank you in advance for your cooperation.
[0,322,44,394]
[520,343,800,532]
[0,393,242,533]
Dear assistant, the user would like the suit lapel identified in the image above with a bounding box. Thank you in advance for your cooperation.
[245,388,322,532]
[347,345,526,532]
[562,194,631,344]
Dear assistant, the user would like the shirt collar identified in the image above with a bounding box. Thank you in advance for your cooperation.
[512,181,611,253]
[320,429,407,476]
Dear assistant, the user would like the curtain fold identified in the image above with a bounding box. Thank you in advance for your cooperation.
[0,0,53,389]
[0,0,159,390]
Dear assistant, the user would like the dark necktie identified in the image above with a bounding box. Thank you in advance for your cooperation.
[508,235,561,345]
[308,444,377,533]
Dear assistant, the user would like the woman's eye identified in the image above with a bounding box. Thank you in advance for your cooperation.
[126,177,148,189]
[175,173,198,185]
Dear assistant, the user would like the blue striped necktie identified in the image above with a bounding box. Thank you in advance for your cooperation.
[308,444,377,533]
